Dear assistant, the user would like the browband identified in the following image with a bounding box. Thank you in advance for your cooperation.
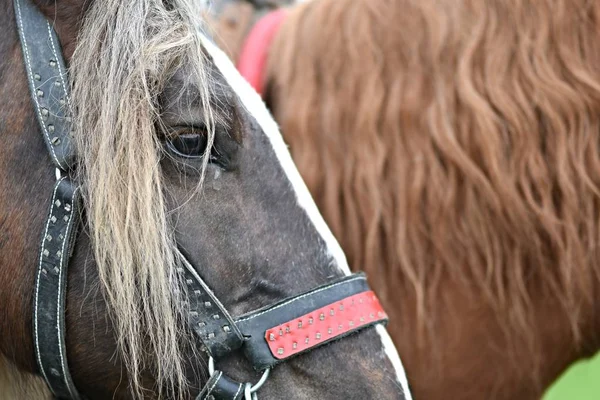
[16,0,390,398]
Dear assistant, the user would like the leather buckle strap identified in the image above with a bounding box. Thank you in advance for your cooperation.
[33,177,82,400]
[177,251,245,359]
[197,371,244,400]
[236,274,388,370]
[14,0,76,170]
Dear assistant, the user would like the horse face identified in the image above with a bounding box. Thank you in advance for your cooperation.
[156,40,407,399]
[0,0,408,398]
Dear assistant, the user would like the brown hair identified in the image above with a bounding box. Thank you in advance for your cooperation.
[266,0,600,392]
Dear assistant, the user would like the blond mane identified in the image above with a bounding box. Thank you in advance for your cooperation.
[267,0,600,386]
[70,1,216,397]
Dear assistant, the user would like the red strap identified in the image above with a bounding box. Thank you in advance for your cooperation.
[237,9,287,96]
[264,291,387,359]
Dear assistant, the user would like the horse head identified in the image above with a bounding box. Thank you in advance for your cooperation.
[0,0,409,398]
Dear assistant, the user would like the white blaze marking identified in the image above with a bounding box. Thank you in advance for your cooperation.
[201,34,411,397]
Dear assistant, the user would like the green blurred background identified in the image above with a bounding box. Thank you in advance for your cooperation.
[543,353,600,400]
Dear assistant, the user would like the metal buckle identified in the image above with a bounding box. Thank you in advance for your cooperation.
[208,357,270,400]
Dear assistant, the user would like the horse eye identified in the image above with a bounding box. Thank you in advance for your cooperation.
[167,133,208,158]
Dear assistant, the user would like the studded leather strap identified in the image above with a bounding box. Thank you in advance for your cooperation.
[236,274,388,370]
[177,252,245,359]
[33,177,82,400]
[197,371,244,400]
[14,0,76,170]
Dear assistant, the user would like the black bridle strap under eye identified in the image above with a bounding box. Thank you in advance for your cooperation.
[176,251,245,358]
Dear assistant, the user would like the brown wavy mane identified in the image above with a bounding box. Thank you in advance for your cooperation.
[266,0,600,396]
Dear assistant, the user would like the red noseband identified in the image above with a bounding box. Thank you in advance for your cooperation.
[237,9,288,97]
[265,290,388,360]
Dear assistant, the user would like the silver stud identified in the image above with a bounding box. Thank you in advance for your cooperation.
[305,337,309,344]
[54,200,61,207]
[308,317,313,325]
[56,250,62,258]
[298,321,303,329]
[34,73,41,81]
[207,332,215,339]
[186,279,193,285]
[59,98,66,105]
[42,268,48,275]
[369,313,374,319]
[54,81,61,87]
[292,342,298,349]
[53,266,59,274]
[50,368,60,377]
[41,108,49,117]
[43,249,50,257]
[339,304,345,311]
[359,298,364,304]
[269,333,275,341]
[285,326,290,333]
[328,328,333,334]
[49,60,57,67]
[277,348,284,355]
[316,333,321,339]
[189,311,198,317]
[349,321,354,327]
[212,314,220,320]
[63,215,69,222]
[204,301,212,307]
[64,204,71,213]
[37,89,44,97]
[360,317,365,322]
[194,290,201,296]
[279,329,283,336]
[319,313,325,321]
[223,325,231,333]
[176,267,183,273]
[50,216,57,223]
[46,234,52,242]
[338,324,343,330]
[58,234,64,240]
[198,322,206,328]
[51,137,60,145]
[330,309,335,316]
[48,124,55,133]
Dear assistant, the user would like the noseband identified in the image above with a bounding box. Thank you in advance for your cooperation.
[14,1,389,399]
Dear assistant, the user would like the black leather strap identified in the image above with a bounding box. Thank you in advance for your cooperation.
[33,177,82,400]
[14,0,76,170]
[197,371,244,400]
[236,274,386,370]
[177,252,245,359]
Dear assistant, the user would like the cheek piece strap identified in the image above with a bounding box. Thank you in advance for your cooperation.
[14,1,390,399]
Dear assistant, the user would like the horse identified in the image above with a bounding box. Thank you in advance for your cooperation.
[208,0,600,399]
[0,0,412,399]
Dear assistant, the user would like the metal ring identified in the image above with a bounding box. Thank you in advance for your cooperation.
[249,368,270,393]
[209,357,270,397]
[208,356,215,376]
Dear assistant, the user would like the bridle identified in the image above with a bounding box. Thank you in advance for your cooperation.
[207,0,289,97]
[205,0,293,64]
[14,0,389,399]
